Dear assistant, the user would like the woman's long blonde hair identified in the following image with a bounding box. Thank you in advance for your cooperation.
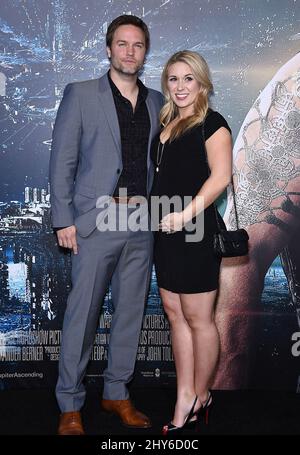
[160,50,213,141]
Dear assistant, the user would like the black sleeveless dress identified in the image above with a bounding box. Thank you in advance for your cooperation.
[150,110,231,293]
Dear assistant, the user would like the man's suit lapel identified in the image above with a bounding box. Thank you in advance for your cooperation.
[145,95,157,169]
[98,74,122,158]
[145,95,158,195]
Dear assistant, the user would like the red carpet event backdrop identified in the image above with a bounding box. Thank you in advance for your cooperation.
[0,0,300,391]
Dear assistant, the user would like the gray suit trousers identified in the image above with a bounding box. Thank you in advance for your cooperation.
[55,205,153,412]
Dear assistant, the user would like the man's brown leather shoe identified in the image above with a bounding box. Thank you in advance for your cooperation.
[58,411,85,435]
[101,399,152,428]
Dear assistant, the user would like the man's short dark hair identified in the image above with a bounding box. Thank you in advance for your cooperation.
[106,15,150,53]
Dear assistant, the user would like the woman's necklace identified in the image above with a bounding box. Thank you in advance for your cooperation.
[156,141,165,172]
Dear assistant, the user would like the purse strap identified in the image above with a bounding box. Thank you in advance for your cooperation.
[201,117,240,230]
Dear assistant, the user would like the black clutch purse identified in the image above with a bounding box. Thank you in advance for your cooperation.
[213,228,249,257]
[201,120,249,258]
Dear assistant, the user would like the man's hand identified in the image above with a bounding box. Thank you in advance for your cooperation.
[56,225,78,255]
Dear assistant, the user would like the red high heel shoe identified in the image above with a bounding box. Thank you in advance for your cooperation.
[196,391,213,427]
[162,396,198,435]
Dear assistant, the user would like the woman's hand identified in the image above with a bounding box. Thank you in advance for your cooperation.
[159,212,184,234]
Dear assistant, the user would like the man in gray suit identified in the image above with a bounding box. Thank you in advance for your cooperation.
[50,15,163,435]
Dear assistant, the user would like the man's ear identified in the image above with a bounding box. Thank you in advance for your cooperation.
[106,47,111,59]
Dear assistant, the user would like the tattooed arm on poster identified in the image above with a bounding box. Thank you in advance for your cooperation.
[213,53,300,388]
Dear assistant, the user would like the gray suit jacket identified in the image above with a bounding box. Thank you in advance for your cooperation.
[49,73,163,237]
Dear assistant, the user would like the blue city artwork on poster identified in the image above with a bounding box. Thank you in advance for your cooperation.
[0,0,300,390]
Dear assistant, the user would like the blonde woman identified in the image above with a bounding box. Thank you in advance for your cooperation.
[150,51,232,434]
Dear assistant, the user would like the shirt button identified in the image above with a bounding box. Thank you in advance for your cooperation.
[117,169,120,174]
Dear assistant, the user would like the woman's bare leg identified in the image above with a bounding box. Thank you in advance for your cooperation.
[180,290,219,402]
[160,288,196,426]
